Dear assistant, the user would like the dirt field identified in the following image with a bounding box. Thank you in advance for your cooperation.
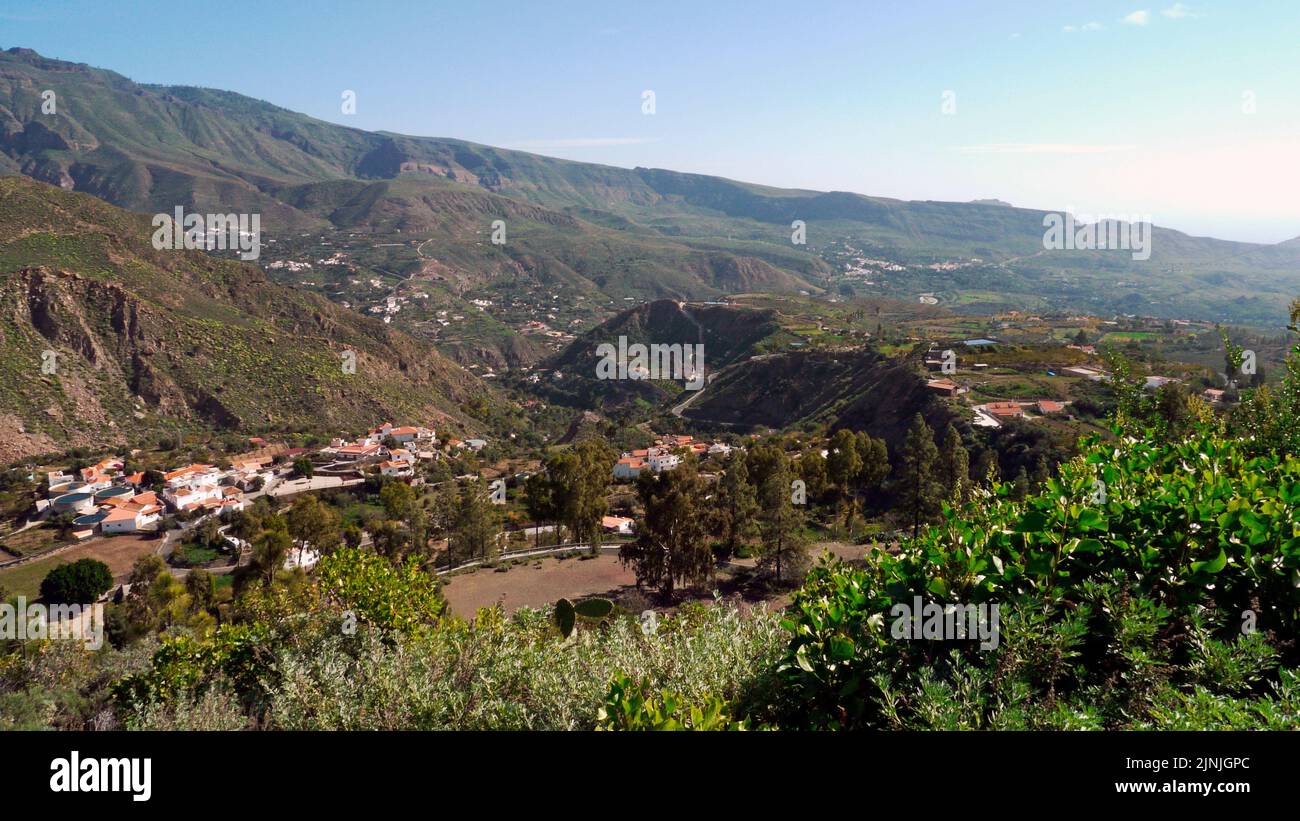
[439,542,872,618]
[441,554,638,616]
[0,534,159,599]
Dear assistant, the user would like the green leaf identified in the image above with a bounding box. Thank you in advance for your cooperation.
[1015,511,1049,533]
[1190,547,1227,575]
[1076,509,1107,531]
[828,635,855,660]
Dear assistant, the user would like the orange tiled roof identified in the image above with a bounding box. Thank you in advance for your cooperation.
[163,464,214,481]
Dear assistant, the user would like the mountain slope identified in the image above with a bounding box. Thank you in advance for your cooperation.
[537,299,791,409]
[0,176,491,462]
[680,346,960,450]
[3,47,1299,325]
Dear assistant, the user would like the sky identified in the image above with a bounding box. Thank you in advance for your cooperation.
[3,0,1299,243]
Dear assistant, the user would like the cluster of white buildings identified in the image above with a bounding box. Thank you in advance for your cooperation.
[612,434,733,480]
[38,447,297,540]
[33,419,475,541]
[322,423,440,477]
[40,457,222,540]
[159,464,247,515]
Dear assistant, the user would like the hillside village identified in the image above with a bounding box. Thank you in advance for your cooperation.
[15,413,744,559]
[23,422,463,544]
[613,434,733,480]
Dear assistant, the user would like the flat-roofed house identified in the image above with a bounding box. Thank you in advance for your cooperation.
[649,452,681,473]
[1144,375,1180,391]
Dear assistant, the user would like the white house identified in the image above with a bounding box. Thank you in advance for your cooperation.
[336,443,383,460]
[388,426,421,444]
[1144,375,1181,391]
[379,460,414,478]
[47,471,73,493]
[649,452,681,473]
[164,484,224,511]
[101,502,162,534]
[613,457,647,480]
[163,464,221,489]
[602,515,635,535]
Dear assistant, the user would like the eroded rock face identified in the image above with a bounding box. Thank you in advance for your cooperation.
[0,177,492,463]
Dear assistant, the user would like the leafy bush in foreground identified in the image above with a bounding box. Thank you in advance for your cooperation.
[597,674,746,730]
[751,428,1300,730]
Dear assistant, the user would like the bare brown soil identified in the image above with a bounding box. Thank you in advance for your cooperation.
[440,542,873,617]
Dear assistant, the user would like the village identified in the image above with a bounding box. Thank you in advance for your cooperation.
[13,416,748,575]
[23,422,479,544]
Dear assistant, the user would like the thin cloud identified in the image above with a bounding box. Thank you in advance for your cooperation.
[954,143,1137,155]
[1123,10,1151,25]
[1063,22,1104,33]
[1162,3,1198,19]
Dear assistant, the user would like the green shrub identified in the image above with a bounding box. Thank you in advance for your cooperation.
[597,674,746,730]
[752,427,1300,730]
[258,600,782,730]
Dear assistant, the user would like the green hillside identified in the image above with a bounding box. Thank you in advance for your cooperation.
[0,176,494,462]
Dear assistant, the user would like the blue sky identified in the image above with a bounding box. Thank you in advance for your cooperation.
[3,0,1299,242]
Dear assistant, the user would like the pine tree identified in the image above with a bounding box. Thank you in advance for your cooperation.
[826,428,863,528]
[249,517,292,588]
[755,448,808,584]
[895,414,942,540]
[826,428,863,498]
[620,461,711,599]
[714,455,759,558]
[938,423,971,503]
[449,478,500,564]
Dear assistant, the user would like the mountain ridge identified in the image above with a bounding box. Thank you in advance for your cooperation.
[3,46,1299,327]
